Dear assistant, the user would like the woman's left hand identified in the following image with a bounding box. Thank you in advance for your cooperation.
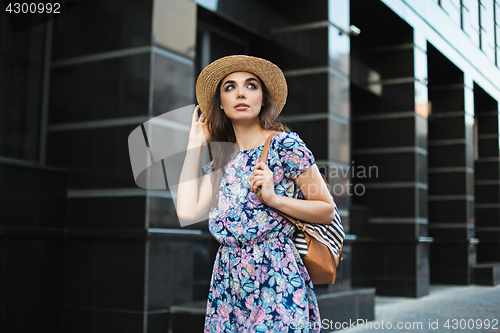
[249,162,277,205]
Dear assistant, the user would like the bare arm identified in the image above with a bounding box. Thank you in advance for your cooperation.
[176,145,213,220]
[175,106,214,221]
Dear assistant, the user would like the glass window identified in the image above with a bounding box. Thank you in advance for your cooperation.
[52,0,153,60]
[152,53,195,117]
[462,3,471,32]
[49,53,150,124]
[480,0,495,49]
[468,0,480,30]
[0,19,45,161]
[271,27,329,69]
[466,0,480,46]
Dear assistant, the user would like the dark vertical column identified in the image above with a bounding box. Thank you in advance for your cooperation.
[46,1,155,332]
[474,83,500,262]
[0,6,64,333]
[0,163,67,333]
[350,0,430,298]
[427,43,477,285]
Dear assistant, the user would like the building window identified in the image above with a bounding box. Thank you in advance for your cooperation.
[478,0,496,63]
[0,14,45,162]
[495,0,500,65]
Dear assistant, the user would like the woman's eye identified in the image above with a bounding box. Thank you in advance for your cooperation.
[224,83,256,91]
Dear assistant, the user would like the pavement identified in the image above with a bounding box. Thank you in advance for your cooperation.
[335,284,500,333]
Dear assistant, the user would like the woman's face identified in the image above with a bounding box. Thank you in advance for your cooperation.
[219,71,264,124]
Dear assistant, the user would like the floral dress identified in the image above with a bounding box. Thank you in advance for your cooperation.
[201,131,322,333]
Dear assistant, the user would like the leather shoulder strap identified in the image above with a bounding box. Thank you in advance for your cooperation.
[259,131,279,163]
[255,131,279,206]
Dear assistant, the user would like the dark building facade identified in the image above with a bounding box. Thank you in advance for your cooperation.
[1,0,499,332]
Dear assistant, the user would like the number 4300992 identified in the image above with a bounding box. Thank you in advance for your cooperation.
[444,319,498,330]
[5,2,61,14]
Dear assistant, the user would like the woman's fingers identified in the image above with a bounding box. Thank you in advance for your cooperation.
[254,163,264,171]
[254,162,269,170]
[250,162,274,192]
[250,175,266,192]
[250,166,269,190]
[192,105,200,123]
[254,180,265,194]
[249,163,275,197]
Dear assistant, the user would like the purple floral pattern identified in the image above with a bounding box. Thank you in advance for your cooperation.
[202,131,322,333]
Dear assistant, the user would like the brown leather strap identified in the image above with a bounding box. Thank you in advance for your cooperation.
[255,131,279,206]
[259,131,279,164]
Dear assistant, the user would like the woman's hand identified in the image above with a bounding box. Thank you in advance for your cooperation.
[188,105,212,148]
[250,162,277,205]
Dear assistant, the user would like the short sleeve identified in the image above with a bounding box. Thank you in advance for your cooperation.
[201,159,214,175]
[274,132,316,180]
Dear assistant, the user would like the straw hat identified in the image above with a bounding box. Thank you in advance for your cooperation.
[195,55,287,120]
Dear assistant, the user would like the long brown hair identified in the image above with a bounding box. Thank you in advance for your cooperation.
[206,74,290,209]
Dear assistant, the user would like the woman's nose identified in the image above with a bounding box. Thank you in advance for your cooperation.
[236,86,246,98]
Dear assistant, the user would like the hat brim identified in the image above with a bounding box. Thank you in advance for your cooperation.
[195,55,287,120]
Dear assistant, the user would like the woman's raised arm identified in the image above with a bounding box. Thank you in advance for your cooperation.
[176,106,214,221]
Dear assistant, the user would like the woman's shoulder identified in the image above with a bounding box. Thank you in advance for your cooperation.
[269,131,316,178]
[271,131,304,148]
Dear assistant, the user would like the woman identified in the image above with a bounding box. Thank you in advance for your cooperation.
[176,55,336,332]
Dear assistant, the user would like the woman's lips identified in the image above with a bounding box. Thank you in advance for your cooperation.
[234,105,249,110]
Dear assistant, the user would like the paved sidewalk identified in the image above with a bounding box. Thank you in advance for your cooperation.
[335,284,500,333]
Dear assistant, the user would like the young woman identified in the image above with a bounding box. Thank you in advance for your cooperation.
[176,55,336,332]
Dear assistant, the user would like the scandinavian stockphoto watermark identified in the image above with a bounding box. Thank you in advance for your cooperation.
[317,162,378,197]
[292,318,499,331]
[127,104,378,227]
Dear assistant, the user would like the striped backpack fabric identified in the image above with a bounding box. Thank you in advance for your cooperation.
[265,171,345,285]
[293,195,345,259]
